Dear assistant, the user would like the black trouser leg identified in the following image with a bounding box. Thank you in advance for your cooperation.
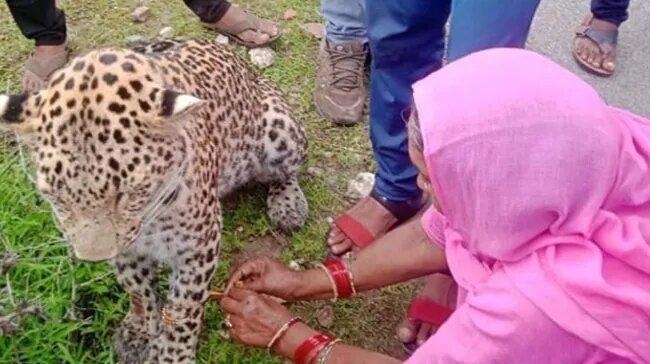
[591,0,630,26]
[183,0,231,23]
[6,0,66,46]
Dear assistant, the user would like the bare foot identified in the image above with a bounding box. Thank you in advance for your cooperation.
[22,44,68,92]
[574,17,618,74]
[206,7,279,47]
[397,274,456,349]
[327,196,397,255]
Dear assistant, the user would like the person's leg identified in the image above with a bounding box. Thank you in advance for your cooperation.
[326,0,450,254]
[591,0,630,26]
[183,0,230,23]
[573,0,630,75]
[322,0,366,43]
[446,0,541,62]
[6,0,68,91]
[185,0,279,48]
[7,0,66,46]
[368,0,450,202]
[314,0,368,125]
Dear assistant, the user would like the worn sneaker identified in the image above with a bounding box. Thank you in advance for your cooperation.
[313,40,368,126]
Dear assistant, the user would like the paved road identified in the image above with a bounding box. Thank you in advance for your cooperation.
[528,0,649,116]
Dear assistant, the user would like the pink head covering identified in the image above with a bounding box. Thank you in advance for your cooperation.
[413,48,650,363]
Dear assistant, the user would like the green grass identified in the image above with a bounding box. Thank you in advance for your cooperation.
[0,1,413,362]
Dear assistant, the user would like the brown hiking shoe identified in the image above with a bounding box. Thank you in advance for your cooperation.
[314,40,368,126]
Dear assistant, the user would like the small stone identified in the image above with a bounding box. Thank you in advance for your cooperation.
[283,9,297,20]
[322,152,334,159]
[325,217,334,224]
[236,226,244,233]
[215,34,229,45]
[131,6,150,23]
[159,26,174,39]
[307,166,323,177]
[299,23,324,39]
[316,306,334,328]
[124,35,145,46]
[346,172,375,200]
[288,259,304,271]
[249,48,275,69]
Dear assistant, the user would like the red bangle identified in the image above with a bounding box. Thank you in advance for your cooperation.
[324,258,354,298]
[294,334,332,364]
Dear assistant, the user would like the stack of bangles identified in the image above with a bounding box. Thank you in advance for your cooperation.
[267,317,341,364]
[317,256,356,301]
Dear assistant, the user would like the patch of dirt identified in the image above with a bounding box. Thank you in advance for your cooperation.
[229,234,283,273]
[290,282,417,361]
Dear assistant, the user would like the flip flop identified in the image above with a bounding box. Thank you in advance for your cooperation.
[402,299,454,354]
[22,47,69,92]
[203,12,281,48]
[331,191,426,252]
[573,15,618,77]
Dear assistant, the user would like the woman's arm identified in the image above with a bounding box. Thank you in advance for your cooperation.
[221,289,402,364]
[227,217,448,301]
[274,322,401,364]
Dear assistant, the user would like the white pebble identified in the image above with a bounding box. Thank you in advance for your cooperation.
[248,48,276,69]
[346,172,375,200]
[159,26,174,39]
[215,34,229,45]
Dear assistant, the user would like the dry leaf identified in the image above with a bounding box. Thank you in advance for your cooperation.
[299,23,324,39]
[283,9,297,20]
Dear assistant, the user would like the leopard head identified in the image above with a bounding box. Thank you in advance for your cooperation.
[0,49,204,261]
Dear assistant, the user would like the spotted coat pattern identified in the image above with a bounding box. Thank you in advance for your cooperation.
[0,39,308,363]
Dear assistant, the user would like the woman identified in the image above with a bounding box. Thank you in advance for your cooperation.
[220,48,650,363]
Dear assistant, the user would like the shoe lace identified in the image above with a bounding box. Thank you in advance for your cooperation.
[328,46,366,92]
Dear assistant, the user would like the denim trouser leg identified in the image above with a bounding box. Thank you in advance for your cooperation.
[322,0,367,43]
[367,0,540,202]
[447,0,541,62]
[367,0,451,201]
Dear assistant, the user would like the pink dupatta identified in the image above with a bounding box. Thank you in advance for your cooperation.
[413,48,650,363]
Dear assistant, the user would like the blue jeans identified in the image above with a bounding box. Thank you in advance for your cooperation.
[368,0,541,202]
[321,0,367,43]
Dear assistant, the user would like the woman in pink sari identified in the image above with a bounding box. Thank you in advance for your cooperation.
[218,48,650,363]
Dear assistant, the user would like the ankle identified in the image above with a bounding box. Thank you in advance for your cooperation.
[590,17,619,30]
[34,44,66,57]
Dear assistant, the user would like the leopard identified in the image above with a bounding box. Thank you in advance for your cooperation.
[0,38,308,363]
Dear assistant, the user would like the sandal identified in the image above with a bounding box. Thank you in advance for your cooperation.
[203,11,281,48]
[400,275,456,354]
[573,15,618,77]
[331,190,426,252]
[22,46,69,92]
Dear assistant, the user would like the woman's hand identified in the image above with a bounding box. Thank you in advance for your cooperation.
[220,288,293,348]
[227,257,304,301]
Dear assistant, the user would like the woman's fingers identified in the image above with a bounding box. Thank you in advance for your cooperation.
[220,296,244,315]
[226,260,264,291]
[227,287,253,301]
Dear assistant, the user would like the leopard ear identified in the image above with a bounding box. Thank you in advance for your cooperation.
[158,89,205,120]
[0,93,35,133]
